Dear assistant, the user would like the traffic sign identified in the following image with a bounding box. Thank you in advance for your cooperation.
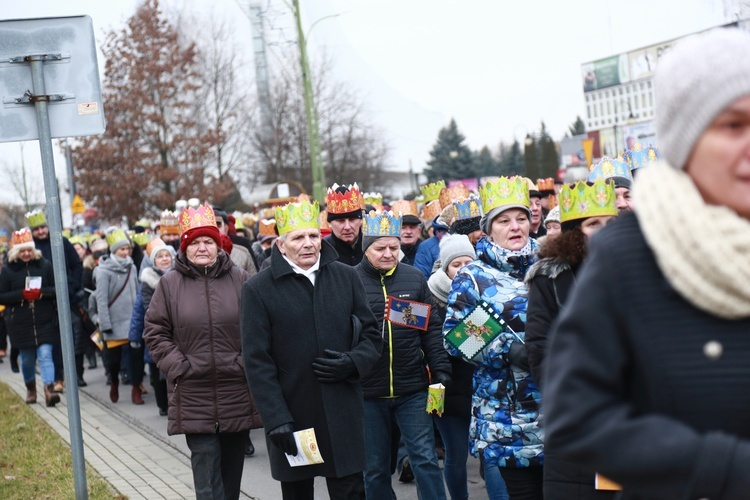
[71,194,85,214]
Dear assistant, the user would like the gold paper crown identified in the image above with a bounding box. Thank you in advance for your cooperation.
[536,178,555,192]
[179,204,217,234]
[364,210,402,238]
[258,219,277,238]
[439,183,470,208]
[559,180,618,223]
[11,228,34,249]
[159,210,180,235]
[275,200,320,236]
[145,237,167,259]
[242,213,257,229]
[421,181,446,202]
[25,209,47,229]
[422,200,442,221]
[390,199,419,218]
[326,183,364,214]
[106,229,129,249]
[479,176,530,214]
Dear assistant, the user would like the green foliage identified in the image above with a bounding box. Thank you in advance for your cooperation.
[497,140,525,176]
[524,122,559,180]
[425,119,476,182]
[568,116,586,136]
[475,146,499,177]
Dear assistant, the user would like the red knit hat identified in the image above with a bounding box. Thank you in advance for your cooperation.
[179,204,222,253]
[180,225,221,254]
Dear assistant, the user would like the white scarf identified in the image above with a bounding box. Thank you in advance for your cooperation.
[633,164,750,319]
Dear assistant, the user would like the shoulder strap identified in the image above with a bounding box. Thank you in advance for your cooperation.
[107,265,132,308]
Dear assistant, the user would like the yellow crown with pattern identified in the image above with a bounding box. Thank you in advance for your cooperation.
[25,209,47,229]
[363,192,383,208]
[479,176,530,214]
[364,210,402,237]
[132,232,151,247]
[559,180,618,223]
[326,183,364,215]
[179,204,217,234]
[275,199,320,236]
[420,181,446,202]
[106,229,129,249]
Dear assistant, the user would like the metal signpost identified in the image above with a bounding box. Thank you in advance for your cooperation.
[0,15,106,499]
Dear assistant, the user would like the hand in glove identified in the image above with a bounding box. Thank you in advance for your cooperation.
[508,341,530,371]
[432,371,452,389]
[312,349,356,383]
[268,423,298,456]
[130,341,142,349]
[22,289,41,302]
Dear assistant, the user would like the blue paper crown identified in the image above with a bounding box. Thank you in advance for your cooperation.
[364,210,402,238]
[622,144,661,170]
[588,156,632,183]
[453,194,483,221]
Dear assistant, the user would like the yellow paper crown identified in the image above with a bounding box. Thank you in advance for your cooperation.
[326,183,364,214]
[275,200,320,236]
[106,229,129,249]
[479,176,530,214]
[11,228,34,249]
[558,180,618,223]
[420,181,446,202]
[363,192,383,208]
[179,204,217,234]
[132,232,151,247]
[25,209,47,229]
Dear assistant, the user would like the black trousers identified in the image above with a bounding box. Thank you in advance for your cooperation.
[280,472,365,500]
[148,362,168,411]
[500,466,544,500]
[185,431,246,500]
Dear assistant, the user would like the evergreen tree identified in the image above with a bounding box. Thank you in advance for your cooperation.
[507,140,525,176]
[424,119,476,182]
[538,122,560,179]
[524,133,540,180]
[568,116,586,136]
[475,146,499,177]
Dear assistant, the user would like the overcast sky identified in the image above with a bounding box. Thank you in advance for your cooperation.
[0,0,736,215]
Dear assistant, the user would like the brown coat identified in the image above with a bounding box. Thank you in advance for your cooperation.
[144,251,262,435]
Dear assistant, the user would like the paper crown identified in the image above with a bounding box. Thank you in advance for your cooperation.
[420,181,446,202]
[159,210,180,235]
[422,200,442,221]
[179,204,218,235]
[536,178,556,192]
[326,183,364,214]
[232,212,244,230]
[275,199,320,236]
[559,180,618,223]
[453,194,483,221]
[363,192,383,208]
[479,176,530,214]
[622,144,661,171]
[132,232,151,247]
[0,228,9,246]
[588,156,633,182]
[135,218,152,229]
[12,228,34,250]
[390,199,419,218]
[439,183,470,208]
[318,210,330,230]
[145,237,167,259]
[364,210,402,238]
[242,213,257,229]
[25,209,47,229]
[258,219,277,238]
[106,229,129,249]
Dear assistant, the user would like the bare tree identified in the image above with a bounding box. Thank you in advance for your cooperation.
[0,144,44,213]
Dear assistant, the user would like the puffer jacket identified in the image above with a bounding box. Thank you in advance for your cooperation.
[0,254,59,350]
[93,255,138,341]
[144,251,262,435]
[443,235,543,468]
[356,258,450,399]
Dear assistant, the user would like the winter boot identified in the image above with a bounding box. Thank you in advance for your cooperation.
[25,381,37,404]
[44,384,60,407]
[131,385,144,405]
[110,379,119,403]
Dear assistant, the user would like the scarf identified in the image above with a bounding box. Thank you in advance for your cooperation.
[633,164,750,319]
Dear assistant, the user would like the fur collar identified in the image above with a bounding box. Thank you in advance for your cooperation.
[140,266,165,290]
[525,257,571,285]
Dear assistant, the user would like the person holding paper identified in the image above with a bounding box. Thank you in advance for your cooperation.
[241,197,382,500]
[356,209,451,500]
[544,29,750,498]
[443,176,543,499]
[0,228,60,407]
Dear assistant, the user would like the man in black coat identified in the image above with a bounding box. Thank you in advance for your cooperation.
[241,200,382,500]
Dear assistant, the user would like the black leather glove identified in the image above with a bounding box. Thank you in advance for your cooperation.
[432,371,452,389]
[312,349,356,383]
[268,423,297,456]
[508,341,530,371]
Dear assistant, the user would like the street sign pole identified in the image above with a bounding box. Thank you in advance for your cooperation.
[28,53,88,499]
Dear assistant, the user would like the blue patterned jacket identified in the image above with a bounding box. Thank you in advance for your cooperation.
[443,235,544,468]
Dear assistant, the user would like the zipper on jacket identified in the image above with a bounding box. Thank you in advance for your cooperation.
[204,269,220,432]
[379,271,398,398]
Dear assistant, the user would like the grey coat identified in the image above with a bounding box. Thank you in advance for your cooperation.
[93,255,138,341]
[241,241,382,482]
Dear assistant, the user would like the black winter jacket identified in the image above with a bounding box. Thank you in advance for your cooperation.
[356,258,451,399]
[324,232,364,266]
[34,235,82,304]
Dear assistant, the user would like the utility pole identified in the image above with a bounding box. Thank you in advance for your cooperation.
[292,0,326,203]
[248,3,274,150]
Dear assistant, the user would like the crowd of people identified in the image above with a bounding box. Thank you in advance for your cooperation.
[0,27,749,500]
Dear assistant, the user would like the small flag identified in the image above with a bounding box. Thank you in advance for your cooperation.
[385,297,431,331]
[445,301,505,361]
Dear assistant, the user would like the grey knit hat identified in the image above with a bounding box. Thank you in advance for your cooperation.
[439,234,476,273]
[656,28,750,170]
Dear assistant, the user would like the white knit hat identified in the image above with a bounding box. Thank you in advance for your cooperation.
[439,234,476,273]
[544,206,560,227]
[656,28,750,170]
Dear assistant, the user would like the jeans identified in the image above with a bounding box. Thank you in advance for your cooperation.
[484,460,510,500]
[20,344,55,385]
[185,431,246,500]
[434,414,470,500]
[364,391,446,500]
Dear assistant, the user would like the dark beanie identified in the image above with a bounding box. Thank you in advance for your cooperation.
[450,216,481,236]
[327,209,363,222]
[362,235,400,253]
